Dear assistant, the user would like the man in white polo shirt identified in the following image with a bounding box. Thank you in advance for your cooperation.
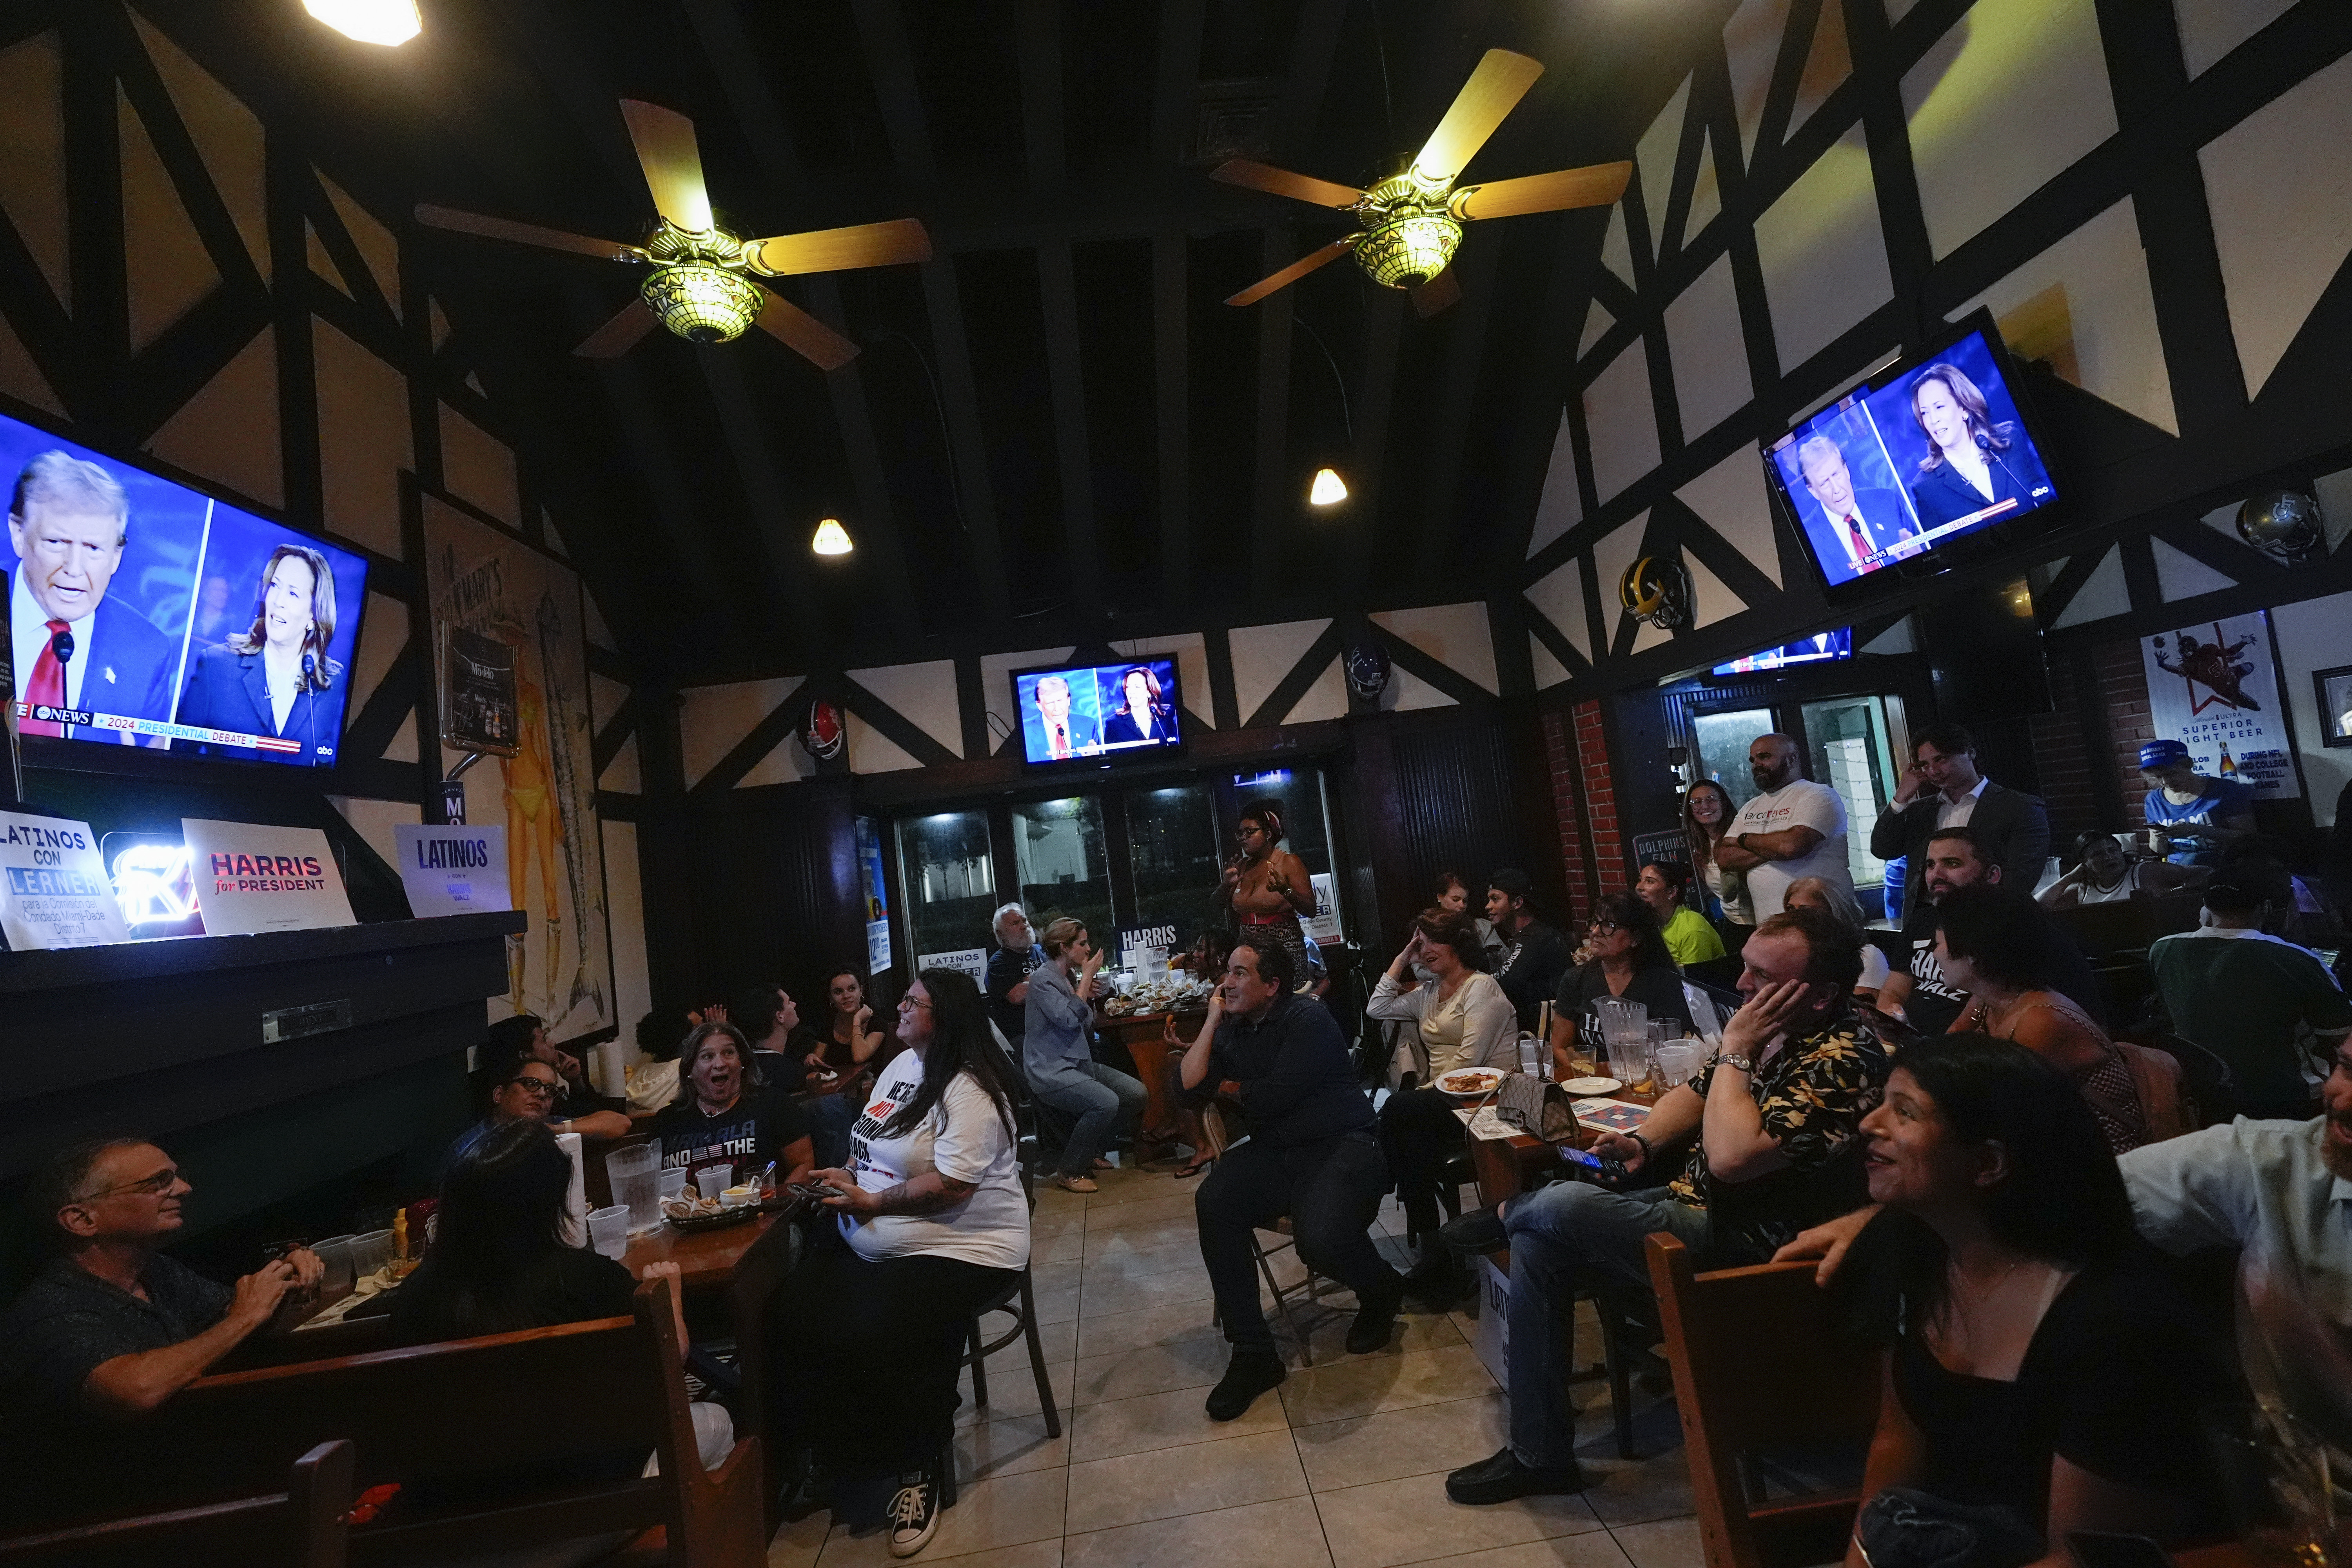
[1711,732,1851,922]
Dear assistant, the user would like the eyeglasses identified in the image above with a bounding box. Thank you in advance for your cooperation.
[502,1077,558,1096]
[82,1167,181,1201]
[1587,920,1621,935]
[898,996,933,1013]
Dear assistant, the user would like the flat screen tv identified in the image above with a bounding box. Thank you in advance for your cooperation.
[3,409,370,768]
[1011,657,1183,766]
[1762,312,2060,598]
[1711,628,1852,676]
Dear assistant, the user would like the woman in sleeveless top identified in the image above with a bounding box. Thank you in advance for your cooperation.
[1931,884,2148,1154]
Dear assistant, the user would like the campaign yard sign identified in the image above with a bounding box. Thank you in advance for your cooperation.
[0,810,130,950]
[180,818,356,936]
[393,824,512,919]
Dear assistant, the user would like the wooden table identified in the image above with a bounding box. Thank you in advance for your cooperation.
[1467,1081,1657,1275]
[1096,1007,1208,1165]
[621,1207,795,1289]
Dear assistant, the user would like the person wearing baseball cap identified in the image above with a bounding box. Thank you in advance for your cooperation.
[2147,867,2349,1120]
[2139,737,2255,866]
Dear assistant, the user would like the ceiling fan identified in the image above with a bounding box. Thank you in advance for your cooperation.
[414,100,932,368]
[1212,49,1631,317]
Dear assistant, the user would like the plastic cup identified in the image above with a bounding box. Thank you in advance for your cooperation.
[2201,1404,2350,1566]
[695,1165,731,1201]
[586,1204,631,1261]
[604,1142,664,1235]
[658,1166,689,1200]
[1515,1033,1541,1076]
[350,1229,394,1282]
[311,1235,356,1302]
[1655,1043,1702,1088]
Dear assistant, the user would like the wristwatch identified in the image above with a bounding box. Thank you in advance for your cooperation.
[1717,1053,1757,1074]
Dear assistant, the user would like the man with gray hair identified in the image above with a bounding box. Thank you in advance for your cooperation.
[985,902,1046,1049]
[9,450,178,742]
[0,1136,322,1425]
[1795,433,1913,573]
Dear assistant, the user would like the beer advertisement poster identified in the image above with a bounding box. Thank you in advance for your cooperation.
[2140,612,2300,800]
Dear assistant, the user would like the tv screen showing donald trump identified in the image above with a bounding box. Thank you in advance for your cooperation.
[1763,321,2058,593]
[3,411,370,767]
[1013,658,1183,765]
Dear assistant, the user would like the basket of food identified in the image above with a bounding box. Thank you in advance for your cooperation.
[662,1193,763,1233]
[1432,1066,1506,1099]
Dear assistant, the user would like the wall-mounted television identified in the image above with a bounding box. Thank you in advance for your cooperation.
[1711,628,1853,677]
[1762,311,2060,599]
[1011,657,1183,766]
[4,408,370,768]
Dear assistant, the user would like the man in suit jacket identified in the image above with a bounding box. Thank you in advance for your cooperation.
[1870,721,2053,926]
[8,450,177,746]
[1796,435,1915,573]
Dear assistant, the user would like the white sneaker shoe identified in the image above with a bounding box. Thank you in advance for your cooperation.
[887,1468,940,1557]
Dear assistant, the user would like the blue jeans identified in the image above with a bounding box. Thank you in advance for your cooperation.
[1500,1180,1712,1469]
[801,1092,856,1170]
[1029,1058,1145,1175]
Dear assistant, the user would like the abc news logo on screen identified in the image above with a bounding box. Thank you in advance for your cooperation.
[208,850,327,895]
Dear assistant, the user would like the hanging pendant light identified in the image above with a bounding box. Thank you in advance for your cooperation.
[811,518,854,555]
[1308,468,1349,507]
[303,0,422,45]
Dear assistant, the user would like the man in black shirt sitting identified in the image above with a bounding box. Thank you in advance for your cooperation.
[0,1137,322,1465]
[1880,826,2106,1034]
[1486,869,1570,1029]
[1180,940,1405,1420]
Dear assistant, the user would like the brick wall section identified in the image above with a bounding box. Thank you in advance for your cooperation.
[2097,639,2156,822]
[1575,698,1629,899]
[1543,708,1590,921]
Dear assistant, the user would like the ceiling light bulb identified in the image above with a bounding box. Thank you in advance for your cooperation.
[303,0,422,45]
[811,518,854,555]
[1309,468,1349,507]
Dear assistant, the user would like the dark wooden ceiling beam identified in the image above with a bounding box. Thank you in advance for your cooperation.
[694,344,825,657]
[1018,0,1104,613]
[1410,236,1503,582]
[1152,0,1203,608]
[915,259,1013,621]
[1338,290,1405,601]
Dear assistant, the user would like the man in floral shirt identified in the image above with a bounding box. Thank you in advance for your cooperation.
[1437,905,1890,1505]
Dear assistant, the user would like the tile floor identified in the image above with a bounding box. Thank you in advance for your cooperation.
[767,1165,1707,1568]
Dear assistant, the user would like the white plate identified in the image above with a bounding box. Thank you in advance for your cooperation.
[1433,1069,1506,1098]
[1559,1076,1621,1096]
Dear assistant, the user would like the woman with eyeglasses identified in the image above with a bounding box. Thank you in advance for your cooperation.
[770,969,1029,1558]
[1546,893,1691,1077]
[441,1057,633,1182]
[1214,800,1315,987]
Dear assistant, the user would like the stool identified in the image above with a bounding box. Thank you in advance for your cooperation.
[962,1270,1062,1439]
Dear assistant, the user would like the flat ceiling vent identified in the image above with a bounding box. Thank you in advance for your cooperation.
[1193,80,1280,164]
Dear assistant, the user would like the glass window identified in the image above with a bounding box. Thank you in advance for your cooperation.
[1802,696,1900,892]
[1013,797,1113,947]
[1124,784,1223,947]
[898,811,996,964]
[1693,709,1773,810]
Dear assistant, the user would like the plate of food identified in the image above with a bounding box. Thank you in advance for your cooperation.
[1434,1067,1506,1098]
[1559,1076,1622,1096]
[662,1194,762,1233]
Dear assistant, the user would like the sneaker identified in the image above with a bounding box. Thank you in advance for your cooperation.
[1437,1204,1508,1258]
[1204,1349,1286,1421]
[1051,1172,1099,1194]
[886,1466,941,1557]
[1345,1275,1404,1354]
[1444,1446,1588,1505]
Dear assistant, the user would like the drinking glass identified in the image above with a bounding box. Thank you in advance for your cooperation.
[311,1236,356,1302]
[1655,1043,1702,1088]
[350,1229,394,1282]
[586,1205,631,1261]
[658,1166,689,1200]
[605,1142,664,1235]
[2203,1403,2348,1567]
[1516,1033,1541,1076]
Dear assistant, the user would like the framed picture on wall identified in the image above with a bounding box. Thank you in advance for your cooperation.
[2316,666,2352,748]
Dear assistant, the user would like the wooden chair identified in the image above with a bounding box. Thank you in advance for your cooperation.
[1645,1233,1880,1568]
[0,1439,353,1568]
[1197,1103,1350,1363]
[123,1277,764,1568]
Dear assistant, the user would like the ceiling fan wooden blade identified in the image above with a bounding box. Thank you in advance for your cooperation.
[1410,267,1462,317]
[1223,237,1356,307]
[754,286,859,370]
[619,98,715,232]
[1209,159,1365,210]
[1411,49,1544,184]
[746,218,934,276]
[414,203,641,261]
[573,296,657,358]
[1451,162,1632,220]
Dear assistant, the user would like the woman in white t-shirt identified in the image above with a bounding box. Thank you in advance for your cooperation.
[770,968,1028,1559]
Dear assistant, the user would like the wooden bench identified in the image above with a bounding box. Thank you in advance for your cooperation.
[1645,1233,1879,1568]
[123,1276,764,1568]
[0,1439,351,1568]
